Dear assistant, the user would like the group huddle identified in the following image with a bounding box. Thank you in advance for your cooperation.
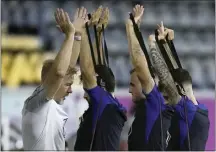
[21,4,210,151]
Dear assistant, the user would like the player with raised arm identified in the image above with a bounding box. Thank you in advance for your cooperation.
[153,23,210,151]
[74,6,127,151]
[126,5,175,151]
[21,7,87,150]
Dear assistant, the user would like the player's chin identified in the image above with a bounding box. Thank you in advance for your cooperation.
[63,93,70,100]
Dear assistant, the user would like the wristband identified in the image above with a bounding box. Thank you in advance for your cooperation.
[74,35,81,41]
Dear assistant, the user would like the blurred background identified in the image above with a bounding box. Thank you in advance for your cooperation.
[1,0,215,151]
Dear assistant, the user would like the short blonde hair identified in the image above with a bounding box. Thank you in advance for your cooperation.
[41,59,78,82]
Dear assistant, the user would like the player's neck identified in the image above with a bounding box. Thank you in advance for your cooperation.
[184,84,198,105]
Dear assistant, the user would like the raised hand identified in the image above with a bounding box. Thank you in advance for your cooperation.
[157,21,166,40]
[72,7,88,34]
[90,6,103,26]
[165,28,174,40]
[133,4,144,25]
[157,22,175,41]
[97,7,109,31]
[55,8,75,36]
[148,34,156,47]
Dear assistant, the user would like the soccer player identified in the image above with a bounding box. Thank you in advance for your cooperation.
[125,5,175,151]
[21,7,88,150]
[151,23,210,151]
[74,6,127,151]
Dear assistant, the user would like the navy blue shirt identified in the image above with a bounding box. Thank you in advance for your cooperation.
[128,85,174,151]
[167,97,210,151]
[74,86,127,151]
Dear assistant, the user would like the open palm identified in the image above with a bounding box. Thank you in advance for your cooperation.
[133,4,144,25]
[72,7,88,33]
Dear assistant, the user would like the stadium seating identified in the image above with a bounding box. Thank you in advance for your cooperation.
[1,0,214,89]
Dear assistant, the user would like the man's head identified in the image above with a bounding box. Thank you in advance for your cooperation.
[41,59,77,102]
[129,69,145,102]
[158,68,193,103]
[81,66,116,102]
[171,68,193,95]
[171,68,192,86]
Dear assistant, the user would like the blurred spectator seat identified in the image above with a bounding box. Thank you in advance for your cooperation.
[2,35,42,51]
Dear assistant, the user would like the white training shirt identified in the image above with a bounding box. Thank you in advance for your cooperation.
[21,85,68,150]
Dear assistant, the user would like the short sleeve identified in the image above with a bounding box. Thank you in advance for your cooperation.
[143,85,167,143]
[173,97,199,147]
[84,86,107,105]
[196,102,208,111]
[174,97,197,119]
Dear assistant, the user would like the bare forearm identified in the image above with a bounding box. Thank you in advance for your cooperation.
[53,33,75,76]
[69,40,81,68]
[126,21,144,67]
[149,43,180,104]
[126,21,154,93]
[92,31,104,64]
[80,32,96,88]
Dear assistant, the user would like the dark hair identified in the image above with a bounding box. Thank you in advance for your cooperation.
[171,68,192,85]
[95,65,115,93]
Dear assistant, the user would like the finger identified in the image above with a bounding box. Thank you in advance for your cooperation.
[133,8,136,14]
[161,21,164,28]
[78,7,84,18]
[55,10,60,24]
[74,8,79,19]
[80,7,86,18]
[164,29,169,36]
[55,9,61,22]
[135,5,138,12]
[136,4,140,11]
[84,14,88,22]
[101,8,106,18]
[141,6,145,13]
[83,8,87,18]
[60,9,65,22]
[106,7,109,17]
[99,6,103,14]
[65,12,70,23]
[97,5,103,13]
[157,24,161,29]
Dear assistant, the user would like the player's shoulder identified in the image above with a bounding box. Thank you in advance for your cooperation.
[143,84,163,101]
[143,84,160,95]
[23,85,48,111]
[25,85,45,101]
